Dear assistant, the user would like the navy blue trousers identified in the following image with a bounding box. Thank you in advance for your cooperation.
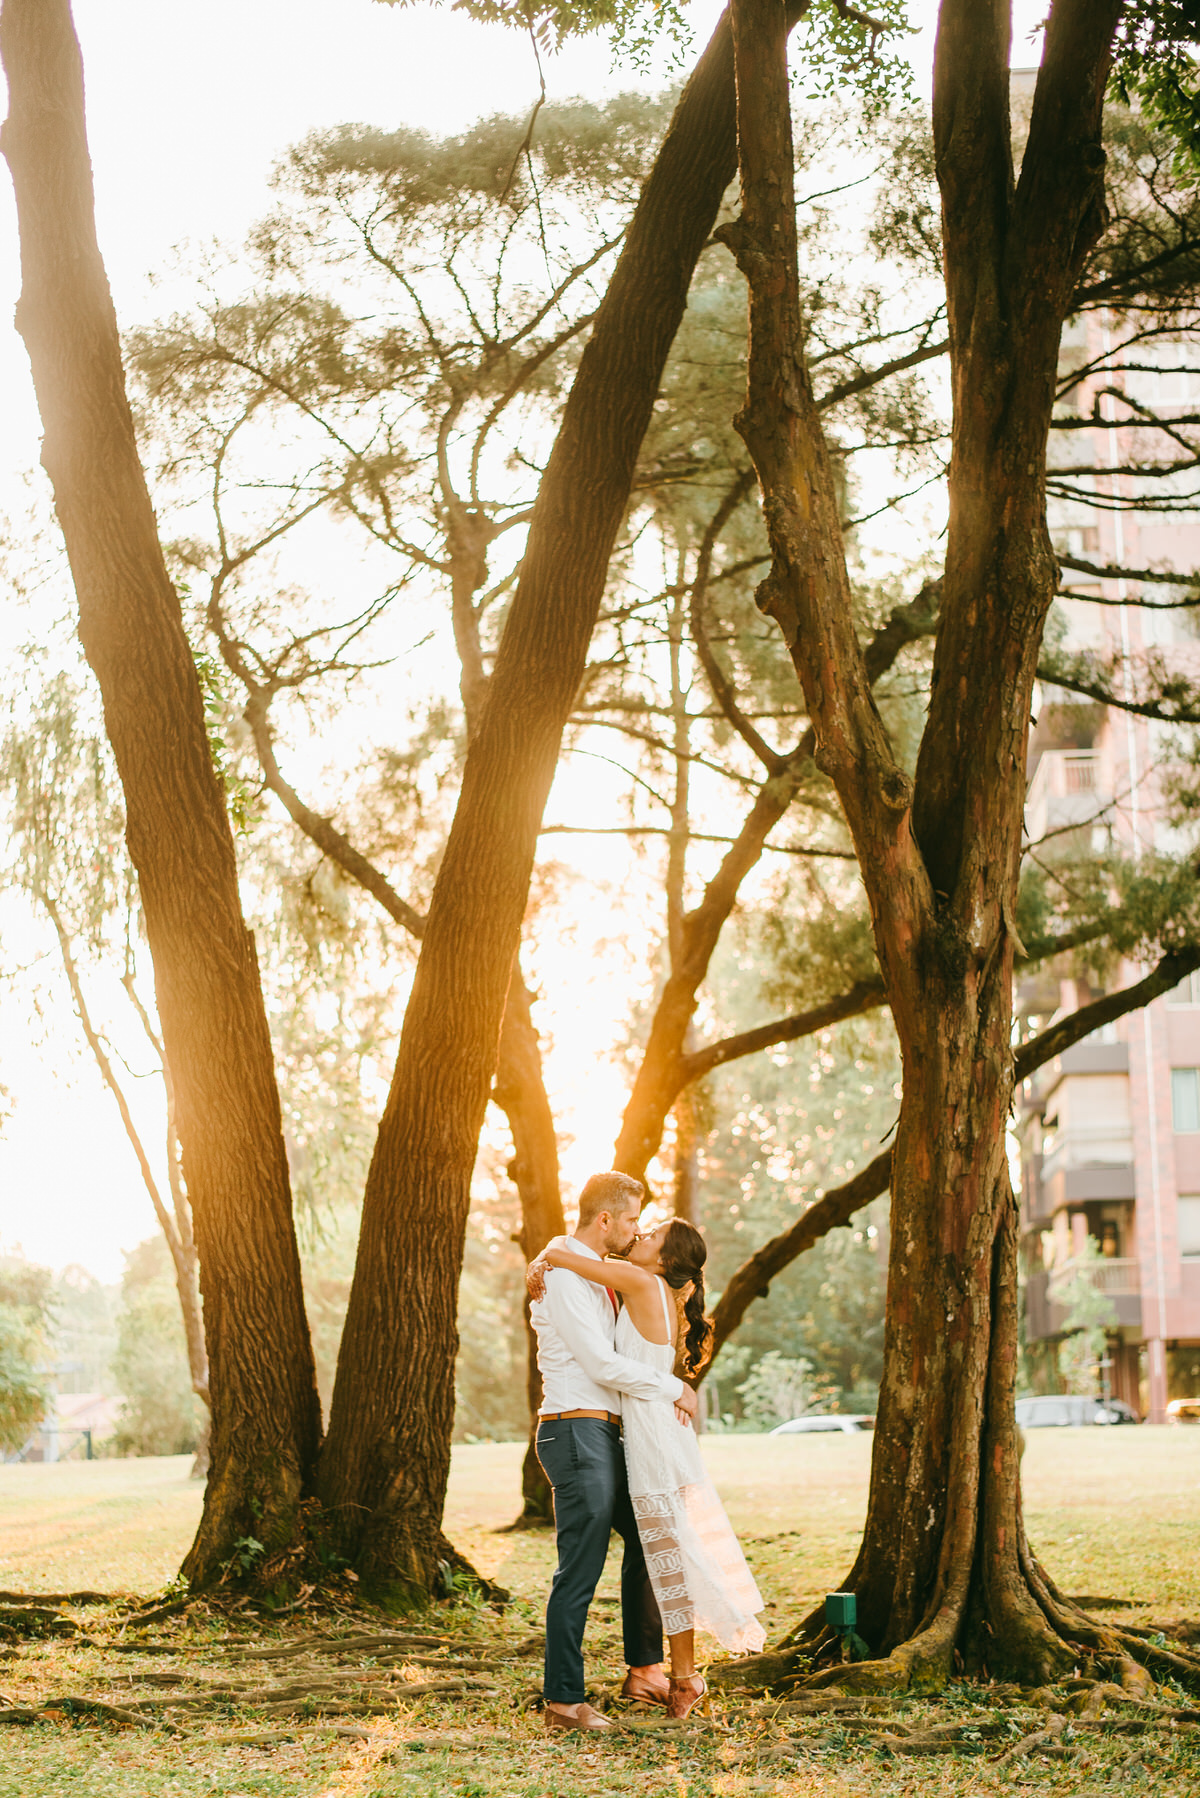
[535,1416,662,1704]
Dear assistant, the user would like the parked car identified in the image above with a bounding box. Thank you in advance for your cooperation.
[1014,1395,1139,1428]
[769,1414,875,1435]
[1166,1398,1200,1425]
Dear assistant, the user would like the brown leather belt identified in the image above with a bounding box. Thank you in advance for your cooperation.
[539,1408,621,1427]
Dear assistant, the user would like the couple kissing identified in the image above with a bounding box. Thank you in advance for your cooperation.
[527,1170,765,1733]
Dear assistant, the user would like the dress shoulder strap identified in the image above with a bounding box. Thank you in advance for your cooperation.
[656,1275,673,1341]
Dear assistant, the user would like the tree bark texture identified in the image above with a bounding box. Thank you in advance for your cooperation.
[721,0,1122,1686]
[0,0,320,1583]
[316,7,753,1596]
[239,673,563,1524]
[494,972,565,1525]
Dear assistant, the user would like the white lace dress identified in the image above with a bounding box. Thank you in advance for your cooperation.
[617,1277,766,1655]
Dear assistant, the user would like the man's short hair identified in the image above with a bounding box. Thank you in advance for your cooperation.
[578,1171,644,1227]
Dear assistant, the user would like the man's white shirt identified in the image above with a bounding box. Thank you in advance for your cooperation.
[531,1237,684,1415]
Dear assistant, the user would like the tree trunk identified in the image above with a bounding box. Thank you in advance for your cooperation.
[317,6,752,1598]
[717,0,1130,1689]
[494,970,565,1526]
[671,1073,701,1224]
[236,558,567,1527]
[1,0,320,1583]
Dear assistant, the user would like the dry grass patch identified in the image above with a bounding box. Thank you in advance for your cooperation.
[0,1430,1197,1794]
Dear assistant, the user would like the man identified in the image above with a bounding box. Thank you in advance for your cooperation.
[531,1170,698,1733]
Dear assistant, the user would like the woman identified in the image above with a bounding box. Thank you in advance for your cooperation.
[528,1218,765,1718]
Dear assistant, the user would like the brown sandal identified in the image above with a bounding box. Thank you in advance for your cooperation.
[666,1674,707,1720]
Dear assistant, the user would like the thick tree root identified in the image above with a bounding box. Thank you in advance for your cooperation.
[712,1537,1200,1703]
[732,1673,1200,1779]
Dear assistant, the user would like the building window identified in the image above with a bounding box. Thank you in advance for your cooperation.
[1179,1197,1200,1260]
[1167,970,1200,1007]
[1172,1068,1200,1133]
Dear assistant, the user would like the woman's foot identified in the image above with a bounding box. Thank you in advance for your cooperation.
[666,1674,707,1720]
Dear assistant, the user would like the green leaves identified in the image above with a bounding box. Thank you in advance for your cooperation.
[376,0,690,64]
[0,1257,54,1457]
[378,0,915,97]
[1113,4,1200,173]
[191,648,257,835]
[791,0,916,120]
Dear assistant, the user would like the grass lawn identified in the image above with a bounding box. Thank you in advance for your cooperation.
[0,1428,1196,1797]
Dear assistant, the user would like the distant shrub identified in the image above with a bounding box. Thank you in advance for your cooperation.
[0,1257,54,1456]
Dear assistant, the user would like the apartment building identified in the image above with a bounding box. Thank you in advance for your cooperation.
[1016,298,1200,1422]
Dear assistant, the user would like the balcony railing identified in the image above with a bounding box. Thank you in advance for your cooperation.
[1062,754,1098,792]
[1025,750,1110,844]
[1047,1255,1141,1298]
[1040,1124,1133,1183]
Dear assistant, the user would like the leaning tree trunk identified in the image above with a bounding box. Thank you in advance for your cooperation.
[316,6,760,1599]
[238,670,566,1527]
[1,0,320,1583]
[714,0,1146,1691]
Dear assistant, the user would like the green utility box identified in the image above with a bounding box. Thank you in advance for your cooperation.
[825,1591,857,1629]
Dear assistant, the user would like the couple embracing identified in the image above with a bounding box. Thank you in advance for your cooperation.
[528,1170,765,1733]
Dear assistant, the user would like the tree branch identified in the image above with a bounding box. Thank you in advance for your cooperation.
[720,0,921,908]
[688,468,778,769]
[41,894,182,1261]
[1038,653,1200,725]
[678,910,1119,1091]
[680,978,887,1084]
[612,581,942,1181]
[1057,551,1197,590]
[816,335,950,412]
[232,678,426,940]
[702,941,1200,1372]
[1013,945,1200,1080]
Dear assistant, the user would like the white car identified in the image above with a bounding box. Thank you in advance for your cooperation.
[769,1414,874,1435]
[1014,1396,1139,1428]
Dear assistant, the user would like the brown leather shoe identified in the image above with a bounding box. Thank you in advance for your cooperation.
[666,1675,707,1721]
[544,1701,614,1732]
[620,1669,669,1705]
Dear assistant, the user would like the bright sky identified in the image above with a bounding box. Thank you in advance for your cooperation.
[0,0,1049,1281]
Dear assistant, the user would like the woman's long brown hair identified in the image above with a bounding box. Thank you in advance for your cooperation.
[659,1218,713,1375]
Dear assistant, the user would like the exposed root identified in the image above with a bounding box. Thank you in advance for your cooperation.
[707,1648,806,1691]
[731,1670,1200,1781]
[0,1591,117,1606]
[0,1697,182,1732]
[719,1551,1200,1704]
[0,1606,82,1641]
[0,1611,520,1732]
[125,1597,197,1628]
[994,1713,1067,1764]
